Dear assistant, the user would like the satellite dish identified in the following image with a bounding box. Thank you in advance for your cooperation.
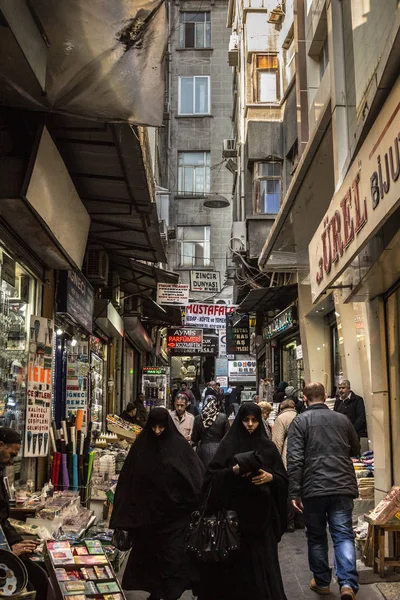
[203,194,230,208]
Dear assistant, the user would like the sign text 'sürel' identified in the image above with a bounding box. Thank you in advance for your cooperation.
[309,75,400,301]
[184,303,235,329]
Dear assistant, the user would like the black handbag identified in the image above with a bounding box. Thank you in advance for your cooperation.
[112,528,133,551]
[186,480,240,563]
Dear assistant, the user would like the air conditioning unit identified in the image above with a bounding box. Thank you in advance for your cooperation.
[222,139,237,158]
[214,298,233,305]
[228,33,239,66]
[231,221,247,253]
[102,271,121,308]
[85,250,109,286]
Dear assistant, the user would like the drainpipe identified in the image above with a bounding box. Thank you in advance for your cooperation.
[239,5,246,222]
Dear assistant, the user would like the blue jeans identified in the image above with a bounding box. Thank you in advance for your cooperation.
[303,495,358,593]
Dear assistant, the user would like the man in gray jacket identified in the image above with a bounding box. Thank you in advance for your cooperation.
[287,382,360,600]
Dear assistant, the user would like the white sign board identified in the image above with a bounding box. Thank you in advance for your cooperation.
[228,359,257,382]
[309,75,400,301]
[216,376,228,389]
[184,303,235,329]
[190,270,221,293]
[296,344,303,360]
[157,283,189,305]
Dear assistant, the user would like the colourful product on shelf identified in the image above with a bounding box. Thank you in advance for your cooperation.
[96,581,120,593]
[103,594,123,600]
[60,581,85,595]
[73,546,89,556]
[84,539,104,555]
[74,554,108,565]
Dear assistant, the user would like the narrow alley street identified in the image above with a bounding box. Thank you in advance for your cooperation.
[120,530,399,600]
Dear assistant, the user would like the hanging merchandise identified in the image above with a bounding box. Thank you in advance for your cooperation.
[24,316,54,458]
[141,367,168,409]
[66,340,89,419]
[90,349,105,431]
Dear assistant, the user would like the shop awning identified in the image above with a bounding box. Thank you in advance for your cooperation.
[142,298,182,326]
[238,284,298,313]
[0,0,167,126]
[125,316,153,352]
[47,116,167,264]
[112,256,179,298]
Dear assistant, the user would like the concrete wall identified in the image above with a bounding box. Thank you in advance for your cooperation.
[167,0,233,299]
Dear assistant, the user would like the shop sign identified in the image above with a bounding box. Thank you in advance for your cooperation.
[216,358,229,377]
[190,270,221,293]
[66,340,89,423]
[143,367,167,375]
[226,313,250,354]
[228,359,257,382]
[1,252,16,288]
[184,303,235,329]
[200,334,219,355]
[167,328,203,352]
[57,270,94,333]
[218,330,234,359]
[264,306,296,340]
[296,344,303,360]
[157,283,189,305]
[24,316,54,457]
[310,75,400,301]
[216,376,228,389]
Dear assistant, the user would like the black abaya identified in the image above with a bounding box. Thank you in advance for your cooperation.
[110,408,204,599]
[198,403,288,600]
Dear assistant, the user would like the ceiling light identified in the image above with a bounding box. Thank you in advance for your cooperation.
[203,193,230,208]
[56,328,63,336]
[71,338,77,347]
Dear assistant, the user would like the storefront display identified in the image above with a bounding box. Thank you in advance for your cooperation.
[281,337,304,393]
[90,337,106,431]
[0,249,38,472]
[141,366,168,409]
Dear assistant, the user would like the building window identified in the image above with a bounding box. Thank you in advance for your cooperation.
[319,37,329,80]
[180,12,211,49]
[254,161,282,214]
[178,152,210,196]
[177,226,211,267]
[179,76,210,115]
[254,55,279,103]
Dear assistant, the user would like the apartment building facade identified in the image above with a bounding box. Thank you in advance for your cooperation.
[250,0,400,501]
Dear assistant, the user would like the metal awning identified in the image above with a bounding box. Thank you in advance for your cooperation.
[47,116,166,264]
[111,256,178,298]
[238,284,298,313]
[142,298,182,326]
[0,0,167,126]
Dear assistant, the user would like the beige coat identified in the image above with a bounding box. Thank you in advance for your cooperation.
[272,408,297,468]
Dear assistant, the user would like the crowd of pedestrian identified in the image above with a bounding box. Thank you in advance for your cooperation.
[113,376,368,600]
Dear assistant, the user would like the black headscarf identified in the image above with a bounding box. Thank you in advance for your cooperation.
[110,408,204,530]
[205,403,288,540]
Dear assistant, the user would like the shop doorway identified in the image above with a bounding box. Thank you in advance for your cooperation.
[384,283,400,486]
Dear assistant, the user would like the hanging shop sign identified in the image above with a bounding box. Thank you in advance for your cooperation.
[218,330,234,359]
[143,367,167,375]
[190,270,221,293]
[216,376,228,389]
[264,306,297,339]
[184,303,235,329]
[296,344,303,360]
[167,328,203,352]
[57,270,94,333]
[66,340,89,416]
[200,334,219,355]
[157,283,190,305]
[216,358,229,377]
[226,313,250,354]
[24,316,54,457]
[228,359,257,382]
[309,75,400,301]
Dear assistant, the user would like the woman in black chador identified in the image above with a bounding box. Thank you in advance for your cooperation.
[197,402,288,600]
[110,407,204,600]
[191,396,229,467]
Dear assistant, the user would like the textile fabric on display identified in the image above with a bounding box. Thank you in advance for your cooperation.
[110,408,204,599]
[197,403,288,600]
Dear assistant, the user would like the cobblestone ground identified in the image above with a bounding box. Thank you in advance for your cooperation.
[120,529,390,599]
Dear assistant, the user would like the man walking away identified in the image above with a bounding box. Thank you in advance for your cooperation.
[334,380,368,449]
[287,382,360,600]
[169,394,195,441]
[272,399,297,532]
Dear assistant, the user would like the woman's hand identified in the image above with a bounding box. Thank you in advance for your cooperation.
[252,469,273,486]
[232,463,240,476]
[12,541,38,557]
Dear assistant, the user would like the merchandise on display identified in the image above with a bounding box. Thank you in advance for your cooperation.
[90,349,105,431]
[141,367,168,409]
[45,539,126,600]
[106,415,142,442]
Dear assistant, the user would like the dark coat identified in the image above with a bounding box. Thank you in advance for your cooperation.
[133,400,148,428]
[287,404,360,501]
[334,392,368,438]
[191,413,229,467]
[0,471,22,546]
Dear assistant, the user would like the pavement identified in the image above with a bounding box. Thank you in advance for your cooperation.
[119,529,392,599]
